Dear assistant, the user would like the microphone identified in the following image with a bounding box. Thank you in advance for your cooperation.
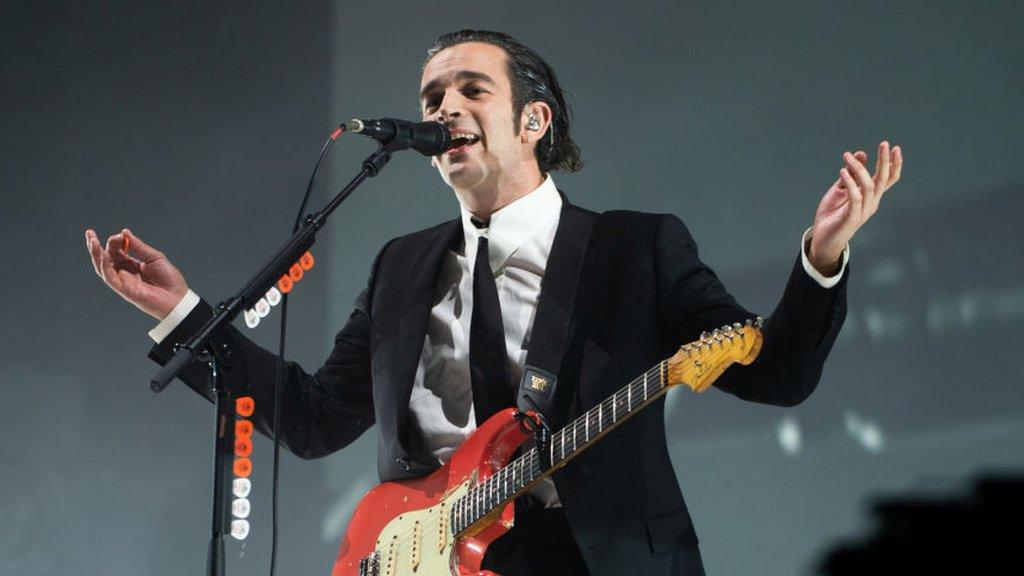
[344,118,451,156]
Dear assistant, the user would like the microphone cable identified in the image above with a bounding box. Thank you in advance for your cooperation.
[268,124,346,576]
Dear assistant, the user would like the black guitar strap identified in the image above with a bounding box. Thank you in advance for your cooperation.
[517,203,597,427]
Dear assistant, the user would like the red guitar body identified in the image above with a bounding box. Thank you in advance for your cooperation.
[331,408,531,576]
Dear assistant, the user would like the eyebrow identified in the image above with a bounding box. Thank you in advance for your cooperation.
[419,70,497,103]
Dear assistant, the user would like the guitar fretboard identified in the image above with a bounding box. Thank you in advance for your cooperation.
[450,360,668,535]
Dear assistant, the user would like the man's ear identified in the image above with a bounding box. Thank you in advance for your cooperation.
[520,101,553,144]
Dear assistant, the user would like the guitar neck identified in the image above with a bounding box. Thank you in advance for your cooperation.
[451,360,670,535]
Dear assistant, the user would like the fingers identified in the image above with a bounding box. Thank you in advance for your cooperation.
[843,151,874,194]
[85,229,105,277]
[122,228,163,262]
[889,145,903,187]
[820,176,850,213]
[104,231,135,267]
[844,151,875,214]
[839,166,862,217]
[86,229,126,288]
[865,141,890,216]
[875,141,891,191]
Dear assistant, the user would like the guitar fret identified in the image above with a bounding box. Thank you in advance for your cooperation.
[643,372,648,401]
[585,410,591,442]
[628,382,632,411]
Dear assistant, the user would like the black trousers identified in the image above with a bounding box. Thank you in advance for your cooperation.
[481,501,590,575]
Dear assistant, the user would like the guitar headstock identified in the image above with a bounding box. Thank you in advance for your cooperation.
[666,317,764,393]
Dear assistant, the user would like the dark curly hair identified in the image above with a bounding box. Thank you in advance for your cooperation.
[425,30,584,173]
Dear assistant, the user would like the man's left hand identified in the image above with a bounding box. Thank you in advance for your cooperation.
[808,141,904,275]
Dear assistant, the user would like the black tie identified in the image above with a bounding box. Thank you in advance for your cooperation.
[470,235,511,425]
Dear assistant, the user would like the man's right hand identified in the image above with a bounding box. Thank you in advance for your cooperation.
[85,228,189,320]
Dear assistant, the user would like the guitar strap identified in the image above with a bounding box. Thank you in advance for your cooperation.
[517,202,597,427]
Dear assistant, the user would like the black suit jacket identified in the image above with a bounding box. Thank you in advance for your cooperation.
[151,200,847,575]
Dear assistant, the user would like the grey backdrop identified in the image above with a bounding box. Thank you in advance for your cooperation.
[2,1,1022,575]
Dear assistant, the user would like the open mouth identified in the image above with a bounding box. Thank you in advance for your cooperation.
[447,132,480,155]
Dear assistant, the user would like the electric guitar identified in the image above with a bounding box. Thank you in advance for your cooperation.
[332,319,763,576]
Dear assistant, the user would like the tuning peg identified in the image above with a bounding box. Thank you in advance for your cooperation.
[755,316,764,328]
[700,331,710,342]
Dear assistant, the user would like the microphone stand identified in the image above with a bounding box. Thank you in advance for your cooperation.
[149,143,395,576]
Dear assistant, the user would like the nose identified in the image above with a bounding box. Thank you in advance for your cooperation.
[433,90,463,124]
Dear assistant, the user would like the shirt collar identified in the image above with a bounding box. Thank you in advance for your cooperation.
[460,174,562,273]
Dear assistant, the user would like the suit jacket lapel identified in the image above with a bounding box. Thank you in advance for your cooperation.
[524,198,597,427]
[390,218,462,444]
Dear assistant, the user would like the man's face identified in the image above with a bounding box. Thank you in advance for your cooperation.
[420,42,526,195]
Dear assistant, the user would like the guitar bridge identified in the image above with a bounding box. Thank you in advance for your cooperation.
[358,551,380,576]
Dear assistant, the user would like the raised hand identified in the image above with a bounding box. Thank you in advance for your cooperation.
[808,141,904,274]
[85,228,189,320]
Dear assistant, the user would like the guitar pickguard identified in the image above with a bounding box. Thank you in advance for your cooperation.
[356,480,470,576]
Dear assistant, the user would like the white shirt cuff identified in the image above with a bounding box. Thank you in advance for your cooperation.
[148,289,201,343]
[801,228,849,289]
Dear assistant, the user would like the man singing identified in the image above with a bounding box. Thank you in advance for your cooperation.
[86,30,902,575]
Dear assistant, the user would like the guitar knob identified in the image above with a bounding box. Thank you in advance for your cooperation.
[395,457,411,472]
